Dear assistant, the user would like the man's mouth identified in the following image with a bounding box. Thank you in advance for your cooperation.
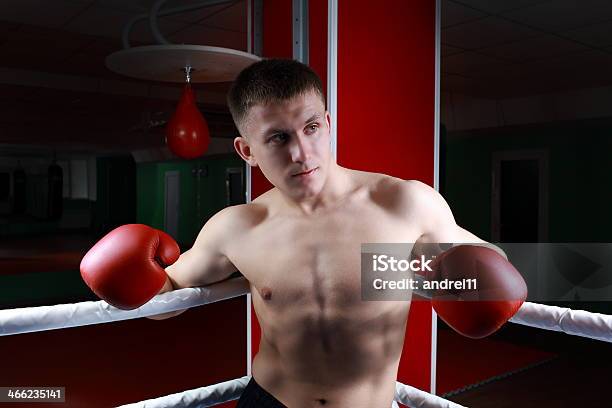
[292,167,318,177]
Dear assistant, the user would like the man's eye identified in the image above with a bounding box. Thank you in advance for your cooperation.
[270,133,288,144]
[305,124,319,134]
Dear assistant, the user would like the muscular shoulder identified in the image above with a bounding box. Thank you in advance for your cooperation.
[365,174,484,244]
[194,202,268,251]
[369,176,454,231]
[396,179,440,209]
[368,175,432,213]
[214,202,268,231]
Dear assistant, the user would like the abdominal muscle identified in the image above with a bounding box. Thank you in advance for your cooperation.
[251,298,411,408]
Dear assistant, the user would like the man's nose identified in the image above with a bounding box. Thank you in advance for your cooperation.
[289,133,311,163]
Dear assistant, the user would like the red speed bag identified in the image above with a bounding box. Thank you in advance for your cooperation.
[166,84,210,159]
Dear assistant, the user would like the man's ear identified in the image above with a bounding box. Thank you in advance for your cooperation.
[325,111,331,130]
[234,136,258,167]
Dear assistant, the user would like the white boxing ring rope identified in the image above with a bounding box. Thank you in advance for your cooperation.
[0,277,250,336]
[1,278,610,342]
[117,376,251,408]
[0,277,611,408]
[115,375,467,408]
[510,302,612,343]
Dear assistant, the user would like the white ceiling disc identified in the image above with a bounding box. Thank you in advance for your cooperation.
[106,44,261,83]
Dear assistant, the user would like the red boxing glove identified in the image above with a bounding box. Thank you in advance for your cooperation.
[429,245,527,339]
[80,224,180,310]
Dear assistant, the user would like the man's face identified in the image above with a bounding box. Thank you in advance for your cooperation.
[234,90,331,201]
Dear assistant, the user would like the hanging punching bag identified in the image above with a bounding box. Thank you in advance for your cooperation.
[165,84,210,159]
[13,168,26,214]
[47,163,63,220]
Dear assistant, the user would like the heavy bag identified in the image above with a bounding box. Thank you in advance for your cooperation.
[13,168,26,214]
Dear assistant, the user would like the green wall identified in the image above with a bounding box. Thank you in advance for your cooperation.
[443,120,612,243]
[137,154,244,247]
[444,120,612,313]
[0,270,94,308]
[0,154,243,308]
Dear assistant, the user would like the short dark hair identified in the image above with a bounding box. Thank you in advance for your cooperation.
[227,58,325,133]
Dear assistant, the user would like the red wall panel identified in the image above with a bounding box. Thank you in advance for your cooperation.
[337,0,436,391]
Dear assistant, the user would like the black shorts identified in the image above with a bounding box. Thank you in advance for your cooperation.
[236,377,287,408]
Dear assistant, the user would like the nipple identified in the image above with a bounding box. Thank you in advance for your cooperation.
[316,398,327,405]
[260,287,272,301]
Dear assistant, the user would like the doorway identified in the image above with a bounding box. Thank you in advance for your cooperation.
[492,150,548,242]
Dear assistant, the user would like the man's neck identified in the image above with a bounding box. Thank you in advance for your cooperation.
[282,165,357,216]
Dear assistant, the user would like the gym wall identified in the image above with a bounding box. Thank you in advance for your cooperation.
[444,119,612,243]
[136,154,244,247]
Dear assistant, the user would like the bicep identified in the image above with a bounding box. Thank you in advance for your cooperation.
[410,182,506,258]
[165,246,236,289]
[422,223,487,245]
[409,180,485,244]
[165,209,238,289]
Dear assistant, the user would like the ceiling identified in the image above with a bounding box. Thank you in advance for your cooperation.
[442,0,612,98]
[2,1,611,154]
[0,0,247,154]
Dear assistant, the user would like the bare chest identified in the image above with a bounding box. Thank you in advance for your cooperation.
[227,206,419,308]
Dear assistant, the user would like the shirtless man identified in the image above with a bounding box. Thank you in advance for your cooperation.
[80,59,526,408]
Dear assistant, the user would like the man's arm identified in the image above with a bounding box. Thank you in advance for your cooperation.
[148,206,240,320]
[402,180,527,339]
[406,180,507,259]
